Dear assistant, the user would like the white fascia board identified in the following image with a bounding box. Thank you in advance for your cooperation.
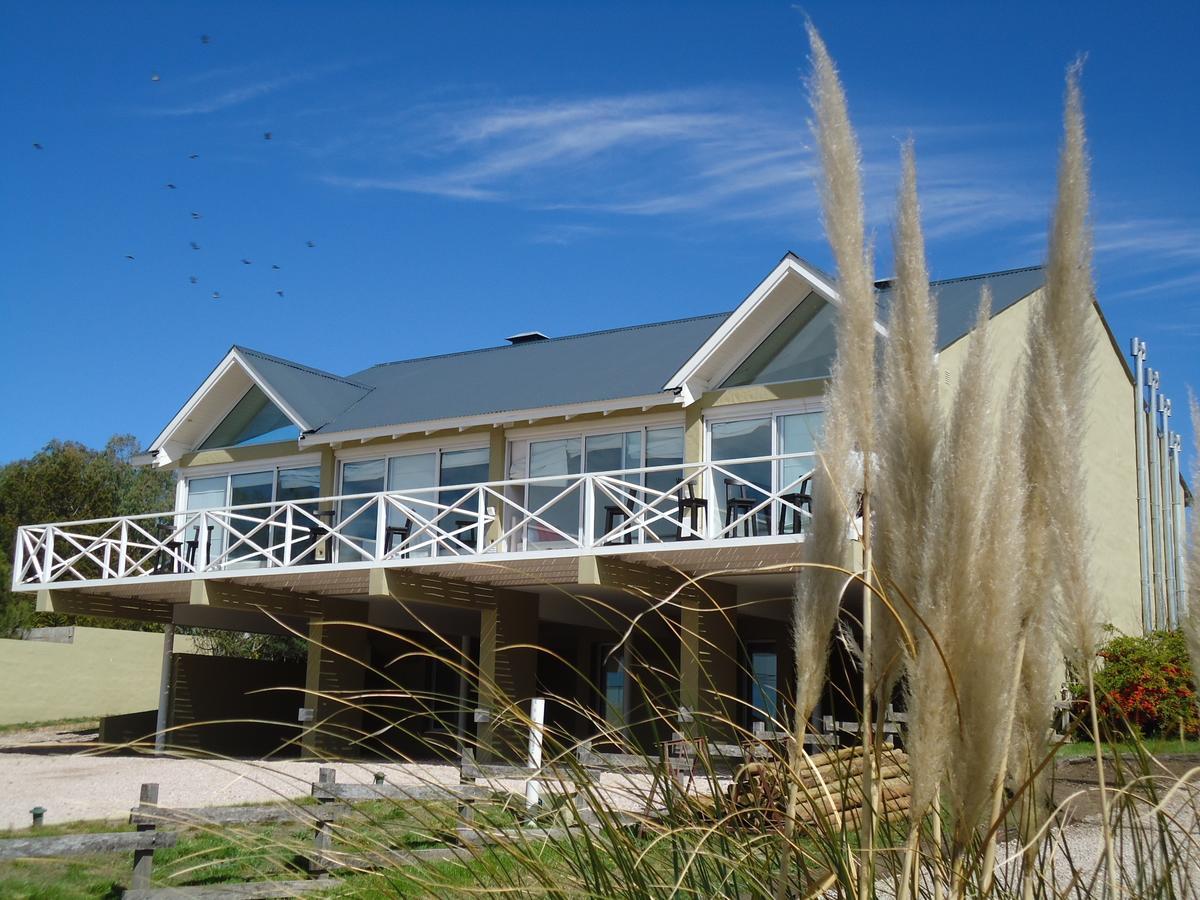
[662,255,888,404]
[148,349,310,466]
[301,392,675,449]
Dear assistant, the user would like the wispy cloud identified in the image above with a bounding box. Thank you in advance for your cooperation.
[147,73,309,116]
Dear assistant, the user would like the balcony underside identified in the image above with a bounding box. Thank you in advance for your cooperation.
[31,536,808,627]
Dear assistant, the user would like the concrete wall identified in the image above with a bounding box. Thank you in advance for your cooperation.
[0,626,195,725]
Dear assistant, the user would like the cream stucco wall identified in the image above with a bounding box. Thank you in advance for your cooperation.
[937,290,1143,635]
[0,627,195,725]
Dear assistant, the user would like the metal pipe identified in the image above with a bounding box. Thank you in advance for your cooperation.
[1147,370,1167,629]
[1159,396,1177,628]
[1170,431,1187,616]
[1131,339,1153,631]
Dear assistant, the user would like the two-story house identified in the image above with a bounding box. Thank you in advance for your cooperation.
[11,253,1158,758]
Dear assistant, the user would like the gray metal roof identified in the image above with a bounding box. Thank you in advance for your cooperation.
[234,346,371,431]
[875,264,1046,349]
[231,260,1045,438]
[319,313,730,434]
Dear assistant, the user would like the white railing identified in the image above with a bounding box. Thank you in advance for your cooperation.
[11,453,815,588]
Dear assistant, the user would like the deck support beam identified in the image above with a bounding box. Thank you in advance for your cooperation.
[189,579,363,621]
[35,589,175,624]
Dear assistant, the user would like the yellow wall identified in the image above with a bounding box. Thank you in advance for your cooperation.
[937,291,1143,634]
[0,627,196,725]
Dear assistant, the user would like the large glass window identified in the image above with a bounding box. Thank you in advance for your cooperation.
[586,431,641,540]
[710,417,772,532]
[526,438,582,550]
[339,459,386,561]
[778,411,824,494]
[598,644,628,730]
[339,446,491,559]
[198,385,299,450]
[721,294,837,387]
[185,465,320,567]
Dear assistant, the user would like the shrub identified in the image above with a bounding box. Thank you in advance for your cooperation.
[1079,628,1199,739]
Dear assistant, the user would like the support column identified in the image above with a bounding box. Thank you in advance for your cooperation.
[154,623,175,755]
[679,581,738,735]
[301,618,370,759]
[477,591,538,762]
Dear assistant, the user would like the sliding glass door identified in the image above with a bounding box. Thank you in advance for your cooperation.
[526,438,582,550]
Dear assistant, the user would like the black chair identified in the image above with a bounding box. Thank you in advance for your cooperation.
[152,521,184,574]
[384,520,412,556]
[603,505,634,544]
[453,518,477,551]
[183,525,211,568]
[724,479,764,537]
[778,476,813,535]
[675,481,707,540]
[295,509,337,563]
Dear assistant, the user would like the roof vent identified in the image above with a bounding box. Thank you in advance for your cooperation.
[506,331,550,345]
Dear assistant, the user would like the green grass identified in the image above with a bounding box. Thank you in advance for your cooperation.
[1057,737,1200,758]
[0,717,98,736]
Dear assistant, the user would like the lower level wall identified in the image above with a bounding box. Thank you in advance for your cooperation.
[0,626,195,725]
[167,653,305,757]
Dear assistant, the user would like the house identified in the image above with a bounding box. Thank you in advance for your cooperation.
[10,253,1179,758]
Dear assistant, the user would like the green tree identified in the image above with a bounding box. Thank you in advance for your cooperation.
[0,435,174,636]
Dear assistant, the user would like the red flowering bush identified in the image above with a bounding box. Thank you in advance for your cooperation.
[1076,628,1199,740]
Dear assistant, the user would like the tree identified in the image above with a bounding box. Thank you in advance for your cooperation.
[0,435,174,636]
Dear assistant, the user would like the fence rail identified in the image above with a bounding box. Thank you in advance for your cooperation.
[12,453,817,589]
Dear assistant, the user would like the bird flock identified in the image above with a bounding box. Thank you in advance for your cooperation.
[31,32,317,302]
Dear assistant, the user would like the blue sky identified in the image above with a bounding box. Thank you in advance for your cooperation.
[2,2,1197,470]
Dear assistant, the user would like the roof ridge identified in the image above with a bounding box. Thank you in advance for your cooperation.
[361,311,732,371]
[875,263,1044,289]
[234,345,374,390]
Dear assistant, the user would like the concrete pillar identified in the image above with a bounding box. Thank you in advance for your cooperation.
[477,591,538,761]
[679,581,738,735]
[301,618,370,759]
[154,623,175,755]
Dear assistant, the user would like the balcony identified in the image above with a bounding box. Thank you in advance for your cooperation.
[11,453,815,592]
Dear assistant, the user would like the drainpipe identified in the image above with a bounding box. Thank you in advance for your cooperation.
[1147,370,1166,629]
[1131,339,1153,632]
[1159,396,1177,629]
[1170,432,1187,617]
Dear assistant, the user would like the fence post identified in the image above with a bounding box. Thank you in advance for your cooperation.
[131,783,158,890]
[459,747,476,825]
[526,697,546,812]
[310,767,335,874]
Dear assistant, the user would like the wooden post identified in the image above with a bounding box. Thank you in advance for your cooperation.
[131,783,158,890]
[310,768,335,874]
[525,697,546,812]
[459,748,476,825]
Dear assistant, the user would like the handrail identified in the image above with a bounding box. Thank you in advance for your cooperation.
[12,452,817,588]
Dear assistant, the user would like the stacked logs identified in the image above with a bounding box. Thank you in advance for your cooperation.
[728,746,911,831]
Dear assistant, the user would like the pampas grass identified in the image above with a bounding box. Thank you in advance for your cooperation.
[1184,391,1200,688]
[873,142,941,701]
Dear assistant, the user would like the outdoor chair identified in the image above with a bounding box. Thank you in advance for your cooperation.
[294,509,336,563]
[724,479,765,537]
[602,504,635,544]
[152,520,184,574]
[777,475,813,534]
[383,520,412,556]
[675,480,707,540]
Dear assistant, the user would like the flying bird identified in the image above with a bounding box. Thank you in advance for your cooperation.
[212,291,220,299]
[263,131,272,141]
[188,154,199,160]
[200,34,211,44]
[189,241,200,250]
[189,276,198,284]
[151,72,161,82]
[32,142,43,150]
[241,259,253,265]
[165,183,176,189]
[191,212,202,219]
[306,240,315,248]
[276,290,284,297]
[124,255,135,260]
[271,264,281,270]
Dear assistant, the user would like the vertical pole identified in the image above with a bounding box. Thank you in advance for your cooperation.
[154,624,175,755]
[1159,396,1177,628]
[1171,433,1188,614]
[1147,371,1167,629]
[526,697,546,812]
[42,527,55,584]
[457,633,471,754]
[1131,339,1153,631]
[131,783,158,890]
